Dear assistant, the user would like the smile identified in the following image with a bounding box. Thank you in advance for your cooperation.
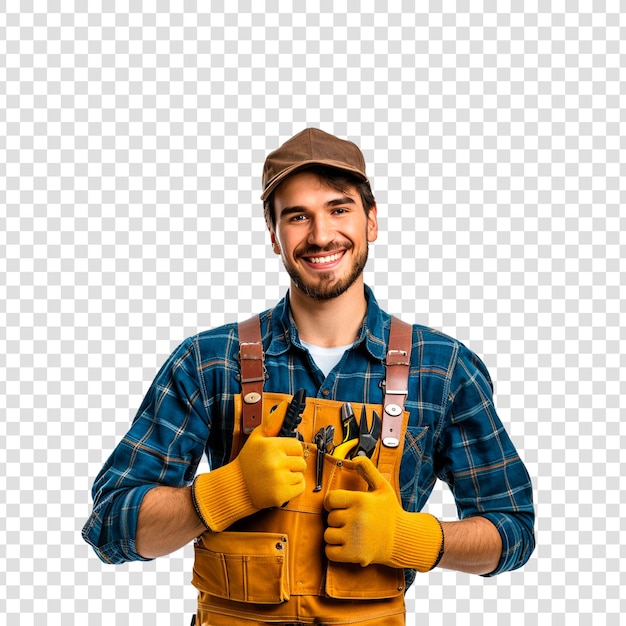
[305,251,344,265]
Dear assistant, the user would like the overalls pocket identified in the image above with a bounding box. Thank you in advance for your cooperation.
[192,531,290,604]
[323,456,405,600]
[325,561,404,600]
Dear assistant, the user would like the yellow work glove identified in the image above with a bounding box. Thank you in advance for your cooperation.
[324,456,444,572]
[192,400,306,532]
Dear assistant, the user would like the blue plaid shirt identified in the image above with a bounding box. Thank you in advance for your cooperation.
[83,286,535,583]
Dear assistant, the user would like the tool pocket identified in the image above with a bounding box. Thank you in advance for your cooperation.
[325,560,404,600]
[323,457,405,600]
[192,531,290,604]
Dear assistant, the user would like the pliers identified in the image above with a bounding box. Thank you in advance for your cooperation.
[354,406,382,458]
[340,402,359,443]
[333,405,381,460]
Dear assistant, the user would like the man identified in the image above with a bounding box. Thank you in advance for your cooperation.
[83,128,535,625]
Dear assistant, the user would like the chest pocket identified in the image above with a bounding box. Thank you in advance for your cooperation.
[400,426,431,502]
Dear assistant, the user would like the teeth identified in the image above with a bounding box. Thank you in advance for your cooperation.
[309,252,342,264]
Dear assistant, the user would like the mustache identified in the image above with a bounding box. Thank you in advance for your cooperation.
[296,243,352,257]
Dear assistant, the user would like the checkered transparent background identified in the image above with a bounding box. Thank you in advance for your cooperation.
[1,2,624,625]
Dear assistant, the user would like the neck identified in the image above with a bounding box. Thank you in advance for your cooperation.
[288,281,368,347]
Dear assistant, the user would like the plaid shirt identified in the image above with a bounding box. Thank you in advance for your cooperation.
[83,286,535,584]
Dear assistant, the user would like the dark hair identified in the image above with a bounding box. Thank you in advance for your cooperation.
[263,165,376,229]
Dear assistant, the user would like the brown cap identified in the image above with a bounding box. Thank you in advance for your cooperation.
[261,128,369,201]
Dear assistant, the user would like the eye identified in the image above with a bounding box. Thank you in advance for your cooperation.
[290,213,308,222]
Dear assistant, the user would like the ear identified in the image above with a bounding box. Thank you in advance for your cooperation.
[367,204,378,243]
[270,230,281,255]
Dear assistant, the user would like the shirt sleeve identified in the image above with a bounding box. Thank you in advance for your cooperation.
[436,343,536,576]
[82,337,210,564]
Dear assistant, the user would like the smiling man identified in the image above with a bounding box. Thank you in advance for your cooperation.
[269,168,376,304]
[83,129,535,625]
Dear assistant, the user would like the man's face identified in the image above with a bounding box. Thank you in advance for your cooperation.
[269,171,378,301]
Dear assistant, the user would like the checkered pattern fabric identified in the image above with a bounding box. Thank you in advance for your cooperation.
[1,3,624,625]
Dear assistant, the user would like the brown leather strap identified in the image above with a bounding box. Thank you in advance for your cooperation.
[238,316,265,434]
[377,316,413,488]
[381,317,412,448]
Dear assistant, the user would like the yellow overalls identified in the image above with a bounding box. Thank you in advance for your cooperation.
[192,317,413,625]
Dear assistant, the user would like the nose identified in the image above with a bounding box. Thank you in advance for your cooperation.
[307,215,335,248]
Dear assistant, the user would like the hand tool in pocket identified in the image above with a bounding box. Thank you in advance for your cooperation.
[313,425,335,492]
[332,406,382,460]
[332,436,358,459]
[340,402,359,443]
[353,407,382,459]
[276,388,306,441]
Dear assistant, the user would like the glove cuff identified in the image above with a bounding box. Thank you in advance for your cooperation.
[191,460,257,532]
[392,512,445,573]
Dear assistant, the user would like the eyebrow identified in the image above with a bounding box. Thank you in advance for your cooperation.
[279,196,357,217]
[326,196,356,207]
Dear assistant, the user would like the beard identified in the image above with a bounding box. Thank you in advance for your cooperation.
[282,242,369,301]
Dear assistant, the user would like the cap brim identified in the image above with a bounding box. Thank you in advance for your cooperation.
[261,160,369,201]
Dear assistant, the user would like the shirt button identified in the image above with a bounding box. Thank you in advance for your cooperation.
[321,389,330,397]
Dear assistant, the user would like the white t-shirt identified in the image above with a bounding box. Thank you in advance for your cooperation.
[301,341,353,378]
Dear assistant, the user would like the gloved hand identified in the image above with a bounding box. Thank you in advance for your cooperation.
[192,400,306,532]
[324,456,444,572]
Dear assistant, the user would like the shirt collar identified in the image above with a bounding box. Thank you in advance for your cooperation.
[265,285,389,361]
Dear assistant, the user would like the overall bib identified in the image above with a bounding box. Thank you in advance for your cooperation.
[192,316,413,625]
